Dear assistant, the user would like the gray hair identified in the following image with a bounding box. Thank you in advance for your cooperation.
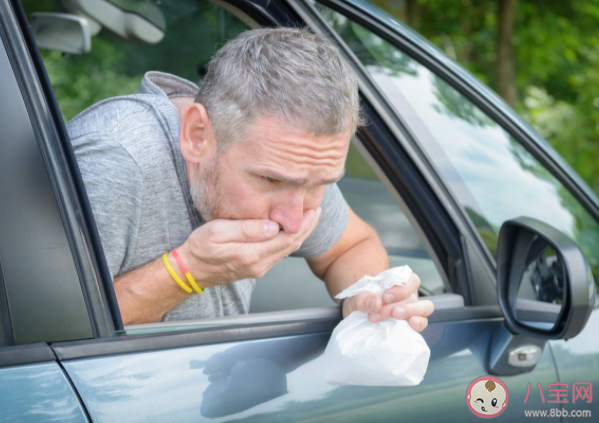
[196,27,363,150]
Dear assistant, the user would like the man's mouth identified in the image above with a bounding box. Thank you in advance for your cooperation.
[481,406,487,412]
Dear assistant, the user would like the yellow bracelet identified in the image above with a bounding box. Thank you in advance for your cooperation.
[162,253,193,294]
[171,248,204,294]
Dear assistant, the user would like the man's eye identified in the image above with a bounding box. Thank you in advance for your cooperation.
[263,176,279,183]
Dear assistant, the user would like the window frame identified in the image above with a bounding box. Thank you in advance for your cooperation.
[19,0,520,353]
[0,0,117,347]
[289,0,482,303]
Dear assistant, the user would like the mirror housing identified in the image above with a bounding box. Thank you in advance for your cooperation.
[63,0,166,44]
[30,13,91,55]
[497,216,595,340]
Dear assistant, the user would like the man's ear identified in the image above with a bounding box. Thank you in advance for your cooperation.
[179,103,214,164]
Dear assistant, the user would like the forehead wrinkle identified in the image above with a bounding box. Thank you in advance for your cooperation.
[283,147,347,162]
[267,150,345,170]
[277,137,348,151]
[263,141,347,165]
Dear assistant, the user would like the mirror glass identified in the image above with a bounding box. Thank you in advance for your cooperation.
[513,236,565,328]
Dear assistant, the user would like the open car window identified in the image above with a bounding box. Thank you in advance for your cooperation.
[24,0,450,335]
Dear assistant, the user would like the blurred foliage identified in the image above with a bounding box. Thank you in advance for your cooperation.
[20,1,599,285]
[22,0,377,180]
[22,0,247,121]
[24,0,599,193]
[373,0,599,196]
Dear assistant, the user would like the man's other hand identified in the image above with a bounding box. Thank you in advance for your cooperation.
[341,272,434,332]
[179,207,322,288]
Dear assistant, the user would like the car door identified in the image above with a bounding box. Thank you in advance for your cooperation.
[14,0,588,422]
[0,1,98,421]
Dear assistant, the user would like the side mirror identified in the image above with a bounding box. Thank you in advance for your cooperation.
[30,13,92,55]
[497,216,595,340]
[489,217,595,376]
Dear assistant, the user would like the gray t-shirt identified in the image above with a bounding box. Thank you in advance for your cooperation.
[67,71,349,322]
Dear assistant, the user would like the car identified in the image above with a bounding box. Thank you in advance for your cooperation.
[0,0,598,421]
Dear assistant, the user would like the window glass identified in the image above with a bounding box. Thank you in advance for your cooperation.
[316,4,599,288]
[342,142,446,296]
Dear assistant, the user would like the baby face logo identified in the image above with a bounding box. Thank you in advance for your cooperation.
[466,376,509,418]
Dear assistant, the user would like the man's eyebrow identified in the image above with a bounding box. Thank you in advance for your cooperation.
[256,168,346,185]
[321,169,346,185]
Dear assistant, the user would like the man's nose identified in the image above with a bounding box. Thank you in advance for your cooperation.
[270,193,305,234]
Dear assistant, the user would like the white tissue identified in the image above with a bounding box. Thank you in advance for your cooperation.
[324,266,431,386]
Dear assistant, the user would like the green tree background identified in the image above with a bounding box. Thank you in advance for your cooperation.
[374,0,599,196]
[21,0,599,286]
[23,0,599,199]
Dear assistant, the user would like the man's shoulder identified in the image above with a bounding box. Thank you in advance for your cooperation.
[67,93,180,171]
[67,93,177,147]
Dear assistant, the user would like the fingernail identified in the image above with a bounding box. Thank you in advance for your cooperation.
[371,313,381,322]
[394,307,406,319]
[368,298,376,312]
[384,293,394,303]
[264,221,278,236]
[306,210,316,223]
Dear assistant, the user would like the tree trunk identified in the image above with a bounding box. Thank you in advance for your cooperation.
[406,0,418,28]
[496,0,518,107]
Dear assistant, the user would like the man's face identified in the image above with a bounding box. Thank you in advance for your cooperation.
[190,115,350,233]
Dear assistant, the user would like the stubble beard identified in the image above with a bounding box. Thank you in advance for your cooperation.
[189,156,225,222]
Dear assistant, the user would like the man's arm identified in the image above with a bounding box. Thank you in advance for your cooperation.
[307,206,434,331]
[114,254,192,325]
[115,210,321,325]
[307,207,389,299]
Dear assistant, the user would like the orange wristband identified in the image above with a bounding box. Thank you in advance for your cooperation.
[162,253,193,294]
[172,248,204,294]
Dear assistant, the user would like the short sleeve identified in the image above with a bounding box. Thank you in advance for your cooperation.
[69,131,143,279]
[291,183,349,258]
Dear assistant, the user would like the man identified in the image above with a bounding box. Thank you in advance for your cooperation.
[68,28,434,328]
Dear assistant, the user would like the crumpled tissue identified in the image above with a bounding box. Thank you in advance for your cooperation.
[323,265,430,386]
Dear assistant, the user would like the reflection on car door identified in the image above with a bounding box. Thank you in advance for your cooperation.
[55,311,557,422]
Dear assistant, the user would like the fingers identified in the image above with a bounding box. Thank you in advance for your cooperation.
[396,292,418,305]
[345,292,382,317]
[369,299,434,323]
[208,207,320,246]
[252,207,322,260]
[381,273,421,304]
[409,316,429,332]
[280,207,322,255]
[208,218,282,243]
[219,208,322,280]
[349,291,433,332]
